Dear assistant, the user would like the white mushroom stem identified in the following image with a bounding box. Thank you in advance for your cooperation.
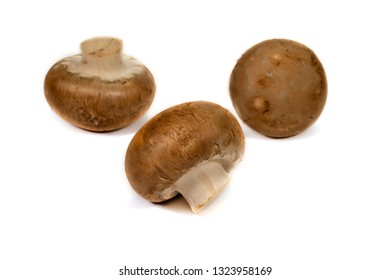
[80,37,124,72]
[64,37,144,81]
[174,160,231,213]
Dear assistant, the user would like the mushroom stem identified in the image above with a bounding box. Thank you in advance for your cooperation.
[174,160,231,213]
[63,37,144,81]
[80,37,124,72]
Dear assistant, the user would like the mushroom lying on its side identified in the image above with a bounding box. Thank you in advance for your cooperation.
[125,101,245,213]
[230,39,327,138]
[44,37,155,132]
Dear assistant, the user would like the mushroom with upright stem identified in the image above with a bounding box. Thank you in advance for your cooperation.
[125,101,245,213]
[44,37,155,132]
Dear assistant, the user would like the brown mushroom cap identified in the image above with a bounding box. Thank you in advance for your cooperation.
[230,39,327,138]
[125,101,245,212]
[44,37,155,132]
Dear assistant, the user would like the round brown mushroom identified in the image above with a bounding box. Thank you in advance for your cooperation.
[230,39,327,138]
[125,101,245,213]
[44,37,155,131]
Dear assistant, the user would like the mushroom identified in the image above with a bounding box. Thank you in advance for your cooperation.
[44,37,155,131]
[125,101,245,213]
[230,39,327,138]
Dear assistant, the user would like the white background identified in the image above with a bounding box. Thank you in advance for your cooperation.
[1,1,389,279]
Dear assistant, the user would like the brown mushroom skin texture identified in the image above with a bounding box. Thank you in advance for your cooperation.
[45,64,155,131]
[125,101,245,204]
[230,39,327,138]
[44,38,155,132]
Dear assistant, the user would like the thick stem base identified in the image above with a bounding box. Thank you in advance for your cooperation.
[63,37,144,81]
[174,160,230,213]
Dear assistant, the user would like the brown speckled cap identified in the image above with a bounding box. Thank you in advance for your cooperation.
[230,39,327,138]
